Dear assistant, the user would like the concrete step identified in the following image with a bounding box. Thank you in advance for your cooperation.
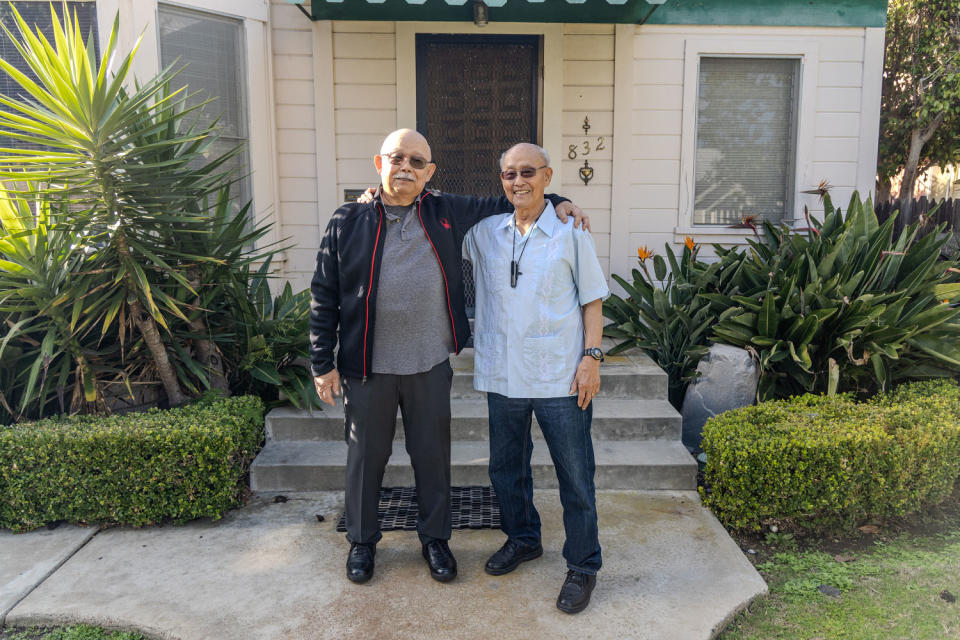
[449,347,668,399]
[266,397,680,442]
[249,439,697,493]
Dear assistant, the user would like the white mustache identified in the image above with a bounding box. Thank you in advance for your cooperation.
[393,171,415,181]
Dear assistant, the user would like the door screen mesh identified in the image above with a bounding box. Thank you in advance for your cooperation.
[416,35,540,311]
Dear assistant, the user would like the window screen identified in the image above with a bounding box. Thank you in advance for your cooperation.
[0,2,98,150]
[158,4,251,211]
[694,57,800,226]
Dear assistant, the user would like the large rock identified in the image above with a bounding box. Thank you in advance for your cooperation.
[681,344,759,453]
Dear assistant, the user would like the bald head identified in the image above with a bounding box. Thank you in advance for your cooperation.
[374,128,436,206]
[500,143,550,169]
[380,129,432,160]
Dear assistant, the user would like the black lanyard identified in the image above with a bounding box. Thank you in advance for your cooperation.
[510,216,535,288]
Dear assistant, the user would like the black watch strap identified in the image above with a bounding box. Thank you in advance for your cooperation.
[583,347,604,362]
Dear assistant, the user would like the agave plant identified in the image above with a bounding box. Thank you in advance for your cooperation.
[703,191,960,399]
[0,5,240,407]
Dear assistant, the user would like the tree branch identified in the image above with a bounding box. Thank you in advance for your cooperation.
[920,111,948,145]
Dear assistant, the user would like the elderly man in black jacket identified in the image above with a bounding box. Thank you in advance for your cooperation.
[309,129,585,584]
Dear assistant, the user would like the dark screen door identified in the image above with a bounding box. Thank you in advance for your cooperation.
[416,34,541,311]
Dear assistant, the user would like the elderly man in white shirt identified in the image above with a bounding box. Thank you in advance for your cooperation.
[462,143,609,614]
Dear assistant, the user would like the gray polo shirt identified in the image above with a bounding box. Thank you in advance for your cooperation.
[371,204,455,375]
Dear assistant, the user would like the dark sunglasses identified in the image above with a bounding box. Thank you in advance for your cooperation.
[383,152,430,170]
[500,165,547,181]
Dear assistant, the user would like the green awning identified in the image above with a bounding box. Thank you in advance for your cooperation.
[295,0,887,27]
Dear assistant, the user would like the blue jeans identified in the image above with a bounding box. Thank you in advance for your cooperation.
[487,393,602,574]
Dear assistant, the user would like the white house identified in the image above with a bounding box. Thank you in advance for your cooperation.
[87,0,886,292]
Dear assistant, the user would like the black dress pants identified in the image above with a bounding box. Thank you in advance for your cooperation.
[341,359,453,545]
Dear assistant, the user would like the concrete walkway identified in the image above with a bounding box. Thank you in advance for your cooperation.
[1,491,766,640]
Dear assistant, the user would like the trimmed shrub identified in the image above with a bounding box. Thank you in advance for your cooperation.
[0,396,265,532]
[701,379,960,533]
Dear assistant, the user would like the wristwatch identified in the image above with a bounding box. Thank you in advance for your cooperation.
[583,347,604,362]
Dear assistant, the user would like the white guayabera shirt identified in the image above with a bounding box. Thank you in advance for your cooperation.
[463,201,609,398]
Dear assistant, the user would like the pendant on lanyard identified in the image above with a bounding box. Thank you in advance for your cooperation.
[511,217,532,289]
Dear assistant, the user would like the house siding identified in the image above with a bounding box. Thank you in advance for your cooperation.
[267,2,882,291]
[561,25,615,276]
[618,25,876,279]
[271,0,319,292]
[269,9,399,291]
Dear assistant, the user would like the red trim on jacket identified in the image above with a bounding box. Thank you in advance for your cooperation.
[416,194,459,353]
[363,205,384,378]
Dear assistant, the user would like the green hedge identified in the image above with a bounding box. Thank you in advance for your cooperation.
[0,395,265,532]
[701,380,960,533]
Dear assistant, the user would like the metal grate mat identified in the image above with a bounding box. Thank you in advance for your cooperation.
[336,485,501,532]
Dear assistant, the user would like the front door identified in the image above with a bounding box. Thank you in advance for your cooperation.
[416,34,542,312]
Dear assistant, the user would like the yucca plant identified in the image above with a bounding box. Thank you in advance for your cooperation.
[162,187,285,399]
[703,191,960,399]
[0,190,96,419]
[0,4,239,407]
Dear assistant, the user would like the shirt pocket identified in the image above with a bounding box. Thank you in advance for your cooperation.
[479,252,506,295]
[521,335,567,384]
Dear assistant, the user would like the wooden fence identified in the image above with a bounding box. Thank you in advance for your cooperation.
[875,198,960,237]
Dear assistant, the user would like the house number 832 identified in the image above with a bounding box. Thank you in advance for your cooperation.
[568,137,605,160]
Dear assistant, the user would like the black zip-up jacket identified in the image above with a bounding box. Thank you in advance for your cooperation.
[309,189,569,379]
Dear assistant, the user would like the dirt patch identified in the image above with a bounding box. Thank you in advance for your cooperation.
[726,490,960,565]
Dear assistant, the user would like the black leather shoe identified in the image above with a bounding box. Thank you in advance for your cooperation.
[421,539,457,582]
[556,570,597,614]
[484,539,544,576]
[346,542,375,583]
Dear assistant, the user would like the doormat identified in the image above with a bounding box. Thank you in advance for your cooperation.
[336,485,501,532]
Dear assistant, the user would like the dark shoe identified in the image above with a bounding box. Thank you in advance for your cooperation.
[346,542,375,583]
[422,539,458,582]
[484,539,544,576]
[556,570,597,614]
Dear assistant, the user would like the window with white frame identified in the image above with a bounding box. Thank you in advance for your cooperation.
[693,57,800,226]
[157,4,251,211]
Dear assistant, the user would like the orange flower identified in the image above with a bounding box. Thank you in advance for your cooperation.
[637,245,654,262]
[729,214,758,232]
[684,236,695,251]
[801,179,833,201]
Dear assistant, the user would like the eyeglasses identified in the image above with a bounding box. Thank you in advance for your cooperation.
[500,166,548,181]
[382,152,430,170]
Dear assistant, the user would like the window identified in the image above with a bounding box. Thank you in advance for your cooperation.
[157,4,251,210]
[0,2,98,150]
[693,57,800,226]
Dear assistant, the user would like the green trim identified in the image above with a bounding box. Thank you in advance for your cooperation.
[306,0,887,27]
[648,0,887,28]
